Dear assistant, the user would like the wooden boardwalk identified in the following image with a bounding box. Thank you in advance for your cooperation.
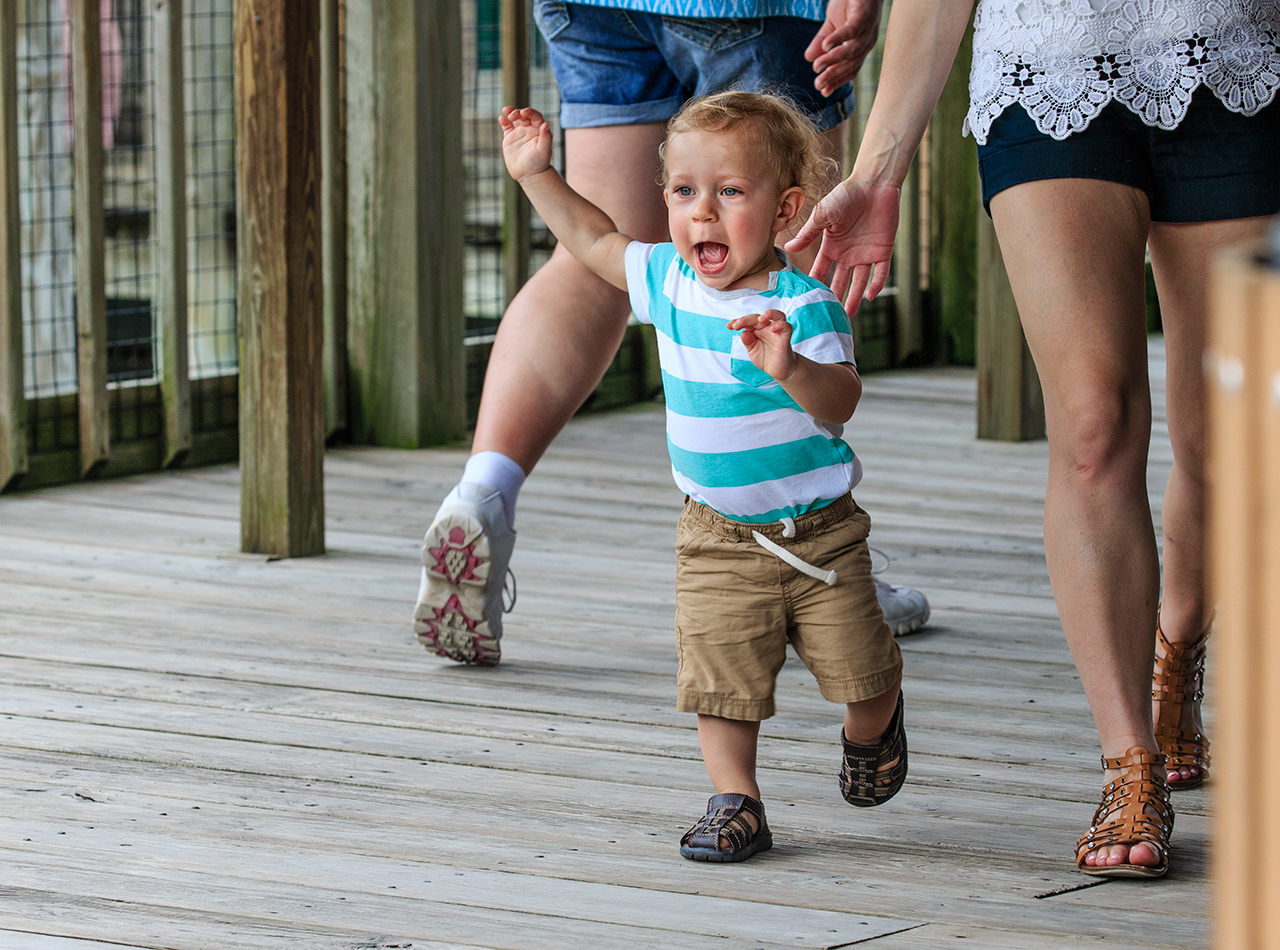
[0,340,1209,950]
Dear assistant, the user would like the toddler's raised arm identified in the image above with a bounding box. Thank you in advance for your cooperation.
[499,107,631,291]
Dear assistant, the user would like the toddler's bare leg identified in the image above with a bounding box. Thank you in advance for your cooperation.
[697,714,762,803]
[843,675,904,785]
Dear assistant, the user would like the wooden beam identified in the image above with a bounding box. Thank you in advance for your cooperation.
[0,1,24,491]
[976,211,1043,440]
[321,0,348,438]
[1206,243,1268,950]
[70,0,109,476]
[894,155,923,365]
[235,0,326,557]
[155,0,191,467]
[928,19,977,366]
[502,0,530,308]
[345,0,465,448]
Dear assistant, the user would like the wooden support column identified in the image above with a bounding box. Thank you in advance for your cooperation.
[321,0,348,438]
[155,0,191,467]
[0,1,24,491]
[502,0,530,308]
[894,156,924,364]
[1207,242,1280,950]
[70,0,109,476]
[235,0,326,557]
[345,0,465,448]
[928,19,977,366]
[976,211,1044,440]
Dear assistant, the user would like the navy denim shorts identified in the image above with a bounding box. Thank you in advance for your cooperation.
[977,87,1280,222]
[533,1,854,130]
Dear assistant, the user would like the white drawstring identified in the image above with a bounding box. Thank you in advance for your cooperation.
[752,523,837,586]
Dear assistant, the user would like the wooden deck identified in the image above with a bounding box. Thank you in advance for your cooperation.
[0,340,1209,950]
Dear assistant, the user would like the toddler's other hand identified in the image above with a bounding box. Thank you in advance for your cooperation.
[727,310,798,381]
[499,106,553,182]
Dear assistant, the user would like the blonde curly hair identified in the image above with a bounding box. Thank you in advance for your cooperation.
[660,90,837,209]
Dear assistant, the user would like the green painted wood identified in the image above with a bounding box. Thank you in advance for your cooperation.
[976,210,1044,441]
[345,1,465,449]
[928,19,977,366]
[235,0,326,557]
[320,0,349,439]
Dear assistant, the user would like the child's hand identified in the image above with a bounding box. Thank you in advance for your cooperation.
[499,106,553,182]
[727,309,798,381]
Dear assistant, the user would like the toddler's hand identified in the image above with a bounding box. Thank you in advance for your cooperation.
[727,310,797,381]
[499,106,553,182]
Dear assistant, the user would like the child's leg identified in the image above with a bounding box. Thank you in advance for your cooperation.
[843,673,904,787]
[697,714,762,801]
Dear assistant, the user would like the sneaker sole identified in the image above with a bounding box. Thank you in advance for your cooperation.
[414,511,501,666]
[887,604,930,637]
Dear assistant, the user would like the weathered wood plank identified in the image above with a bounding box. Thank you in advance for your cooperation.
[70,0,109,476]
[235,0,326,556]
[320,0,348,438]
[0,0,24,491]
[154,0,191,467]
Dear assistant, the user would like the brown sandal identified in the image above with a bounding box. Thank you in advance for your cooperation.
[1153,610,1211,790]
[1075,747,1173,878]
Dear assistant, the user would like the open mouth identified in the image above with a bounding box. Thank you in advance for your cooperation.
[696,242,729,274]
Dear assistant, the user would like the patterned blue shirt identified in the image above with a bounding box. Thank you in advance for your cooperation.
[569,0,828,21]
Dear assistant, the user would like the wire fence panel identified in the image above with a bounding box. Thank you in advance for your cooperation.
[16,1,78,452]
[104,0,160,445]
[184,0,236,433]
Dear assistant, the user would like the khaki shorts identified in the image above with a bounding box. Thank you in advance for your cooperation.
[674,494,903,721]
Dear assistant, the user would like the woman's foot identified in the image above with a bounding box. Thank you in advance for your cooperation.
[1151,609,1212,789]
[1077,746,1172,876]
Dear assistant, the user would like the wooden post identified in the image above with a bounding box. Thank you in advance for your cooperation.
[345,0,465,448]
[155,0,191,467]
[0,1,24,491]
[70,0,109,476]
[321,0,348,438]
[502,0,530,308]
[235,0,326,557]
[894,155,923,364]
[1207,242,1280,950]
[976,210,1044,440]
[928,19,977,365]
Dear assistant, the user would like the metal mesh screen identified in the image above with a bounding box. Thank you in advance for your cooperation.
[17,2,77,452]
[104,0,161,445]
[185,0,237,433]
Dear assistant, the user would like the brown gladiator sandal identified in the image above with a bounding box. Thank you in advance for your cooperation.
[1075,747,1173,878]
[1153,610,1211,790]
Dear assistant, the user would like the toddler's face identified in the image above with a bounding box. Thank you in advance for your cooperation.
[663,127,803,292]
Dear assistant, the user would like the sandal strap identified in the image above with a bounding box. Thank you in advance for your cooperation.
[840,691,908,808]
[1151,610,1210,704]
[681,793,767,853]
[1076,746,1174,872]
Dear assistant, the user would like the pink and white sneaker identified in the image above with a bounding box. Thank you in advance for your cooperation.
[414,483,516,666]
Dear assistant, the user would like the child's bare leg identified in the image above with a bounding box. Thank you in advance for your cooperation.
[697,714,762,800]
[843,674,903,786]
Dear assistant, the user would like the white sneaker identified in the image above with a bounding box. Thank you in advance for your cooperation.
[414,483,516,666]
[874,575,930,637]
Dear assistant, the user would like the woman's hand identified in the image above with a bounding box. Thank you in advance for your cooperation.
[786,178,901,317]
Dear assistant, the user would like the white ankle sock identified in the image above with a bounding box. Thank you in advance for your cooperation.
[461,451,526,528]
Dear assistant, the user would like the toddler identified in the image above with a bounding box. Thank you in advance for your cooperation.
[500,91,906,861]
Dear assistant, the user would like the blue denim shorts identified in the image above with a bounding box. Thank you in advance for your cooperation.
[533,2,854,130]
[977,87,1280,222]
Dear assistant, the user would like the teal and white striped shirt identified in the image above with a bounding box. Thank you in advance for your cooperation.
[568,1,827,20]
[625,241,861,524]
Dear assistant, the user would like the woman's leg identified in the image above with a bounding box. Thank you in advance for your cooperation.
[470,123,670,472]
[1146,214,1271,782]
[990,178,1165,869]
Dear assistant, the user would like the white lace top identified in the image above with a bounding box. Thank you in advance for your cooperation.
[966,0,1280,142]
